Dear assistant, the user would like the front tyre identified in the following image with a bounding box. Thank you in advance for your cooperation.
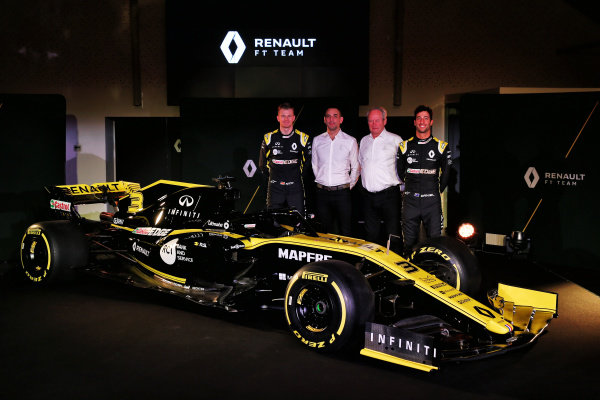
[284,260,374,352]
[20,221,89,285]
[408,236,481,296]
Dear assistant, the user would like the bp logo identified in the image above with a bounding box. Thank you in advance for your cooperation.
[220,31,246,64]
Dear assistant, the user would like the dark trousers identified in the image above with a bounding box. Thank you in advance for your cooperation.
[267,181,305,216]
[362,186,402,250]
[315,187,352,236]
[402,193,443,251]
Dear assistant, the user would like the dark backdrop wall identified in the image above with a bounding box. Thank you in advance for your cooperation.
[450,92,600,270]
[0,94,66,261]
[179,98,361,215]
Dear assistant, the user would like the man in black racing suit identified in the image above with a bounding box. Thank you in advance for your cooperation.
[259,102,311,216]
[397,105,451,253]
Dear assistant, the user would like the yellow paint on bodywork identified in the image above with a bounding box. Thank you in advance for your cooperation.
[359,348,438,372]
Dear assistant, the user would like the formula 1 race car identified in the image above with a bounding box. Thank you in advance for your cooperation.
[20,178,558,372]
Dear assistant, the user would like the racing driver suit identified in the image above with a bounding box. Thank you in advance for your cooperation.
[396,135,451,252]
[259,129,311,216]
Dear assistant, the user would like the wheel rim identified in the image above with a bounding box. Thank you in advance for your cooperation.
[416,259,458,289]
[295,285,336,333]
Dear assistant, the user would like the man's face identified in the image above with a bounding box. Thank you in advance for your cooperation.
[367,110,386,136]
[414,111,433,134]
[277,108,295,130]
[324,108,343,132]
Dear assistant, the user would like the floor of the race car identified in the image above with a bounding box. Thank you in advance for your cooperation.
[1,253,598,400]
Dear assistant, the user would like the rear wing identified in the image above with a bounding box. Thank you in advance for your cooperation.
[45,181,141,212]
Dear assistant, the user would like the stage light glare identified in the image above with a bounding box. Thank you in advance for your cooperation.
[458,223,475,240]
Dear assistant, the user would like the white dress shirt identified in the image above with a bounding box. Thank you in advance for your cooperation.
[312,130,360,188]
[358,129,403,192]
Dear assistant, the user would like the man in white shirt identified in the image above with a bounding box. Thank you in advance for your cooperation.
[358,106,403,250]
[311,107,360,236]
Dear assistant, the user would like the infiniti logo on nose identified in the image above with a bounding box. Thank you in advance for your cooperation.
[220,31,246,64]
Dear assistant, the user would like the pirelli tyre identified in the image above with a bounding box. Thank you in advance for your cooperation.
[284,260,375,352]
[20,221,89,285]
[408,236,481,296]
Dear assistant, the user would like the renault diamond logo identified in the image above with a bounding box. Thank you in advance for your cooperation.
[524,167,540,188]
[220,31,246,64]
[243,160,257,178]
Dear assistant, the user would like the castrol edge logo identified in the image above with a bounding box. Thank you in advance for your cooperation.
[50,199,71,212]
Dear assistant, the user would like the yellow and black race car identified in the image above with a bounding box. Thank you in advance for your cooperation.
[20,177,558,372]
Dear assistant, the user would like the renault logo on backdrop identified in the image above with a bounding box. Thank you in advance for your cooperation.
[220,31,246,64]
[220,30,318,63]
[524,167,540,188]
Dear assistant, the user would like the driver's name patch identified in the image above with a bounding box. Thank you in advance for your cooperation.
[278,248,332,262]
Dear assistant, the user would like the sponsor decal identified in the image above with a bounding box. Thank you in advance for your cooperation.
[277,273,291,281]
[428,150,435,159]
[132,227,172,236]
[364,322,438,366]
[132,242,150,257]
[178,195,194,207]
[205,220,230,230]
[62,182,123,195]
[525,166,585,188]
[272,159,299,165]
[407,168,437,175]
[50,199,71,212]
[243,223,256,229]
[27,228,42,235]
[301,271,328,282]
[194,241,208,248]
[418,247,451,261]
[278,248,332,262]
[113,217,124,225]
[160,239,194,264]
[160,239,178,265]
[168,208,201,219]
[292,330,334,348]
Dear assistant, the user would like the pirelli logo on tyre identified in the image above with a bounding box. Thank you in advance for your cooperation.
[301,271,328,282]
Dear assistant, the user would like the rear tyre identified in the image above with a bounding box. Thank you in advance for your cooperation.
[408,236,481,296]
[20,221,89,286]
[284,260,374,352]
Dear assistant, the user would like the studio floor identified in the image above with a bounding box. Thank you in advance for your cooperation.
[1,252,598,400]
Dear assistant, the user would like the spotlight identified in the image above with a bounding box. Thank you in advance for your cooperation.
[457,222,476,240]
[456,222,477,247]
[505,230,531,255]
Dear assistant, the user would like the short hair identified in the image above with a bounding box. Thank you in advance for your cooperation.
[278,102,294,114]
[367,106,387,120]
[324,107,343,117]
[414,105,433,120]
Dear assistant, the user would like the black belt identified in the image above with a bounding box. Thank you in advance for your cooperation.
[317,183,350,191]
[367,185,399,194]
